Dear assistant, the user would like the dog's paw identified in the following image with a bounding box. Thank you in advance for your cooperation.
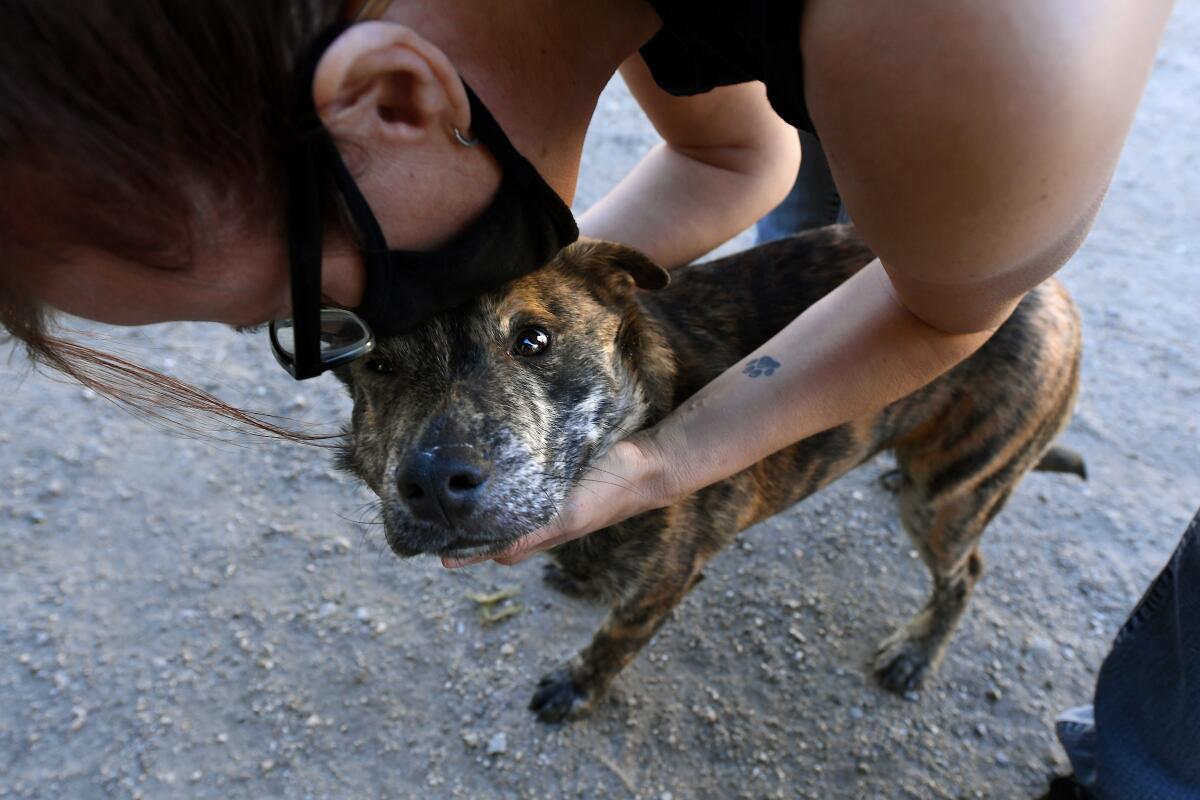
[529,666,595,723]
[541,563,600,601]
[872,629,935,695]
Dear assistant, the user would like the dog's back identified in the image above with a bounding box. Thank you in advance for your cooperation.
[538,226,1082,718]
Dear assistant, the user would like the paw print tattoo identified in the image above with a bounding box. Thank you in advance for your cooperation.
[743,356,781,378]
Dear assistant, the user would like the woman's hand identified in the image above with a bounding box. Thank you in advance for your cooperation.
[440,432,678,568]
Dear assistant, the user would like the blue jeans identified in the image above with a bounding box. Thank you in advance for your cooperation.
[755,130,850,244]
[1057,509,1200,799]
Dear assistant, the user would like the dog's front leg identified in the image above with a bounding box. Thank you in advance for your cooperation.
[529,563,705,723]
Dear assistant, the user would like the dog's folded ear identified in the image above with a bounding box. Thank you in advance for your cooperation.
[574,239,671,291]
[615,246,671,291]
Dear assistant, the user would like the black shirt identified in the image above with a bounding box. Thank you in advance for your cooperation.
[640,1,812,133]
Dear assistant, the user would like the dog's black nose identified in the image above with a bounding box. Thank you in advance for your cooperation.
[398,446,492,527]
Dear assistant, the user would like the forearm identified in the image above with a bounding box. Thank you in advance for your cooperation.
[579,138,797,267]
[580,64,800,267]
[645,259,1008,500]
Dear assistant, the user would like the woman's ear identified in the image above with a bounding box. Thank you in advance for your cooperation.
[311,22,471,145]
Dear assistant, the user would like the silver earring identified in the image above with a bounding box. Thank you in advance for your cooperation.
[452,127,478,147]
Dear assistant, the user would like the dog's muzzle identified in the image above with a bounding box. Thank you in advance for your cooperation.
[397,444,492,529]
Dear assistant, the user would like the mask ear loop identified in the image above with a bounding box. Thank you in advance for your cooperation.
[278,22,352,379]
[281,139,325,379]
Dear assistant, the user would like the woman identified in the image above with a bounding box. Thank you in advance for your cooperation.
[0,0,1174,561]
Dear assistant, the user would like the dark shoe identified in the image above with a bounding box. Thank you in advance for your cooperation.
[1037,774,1094,800]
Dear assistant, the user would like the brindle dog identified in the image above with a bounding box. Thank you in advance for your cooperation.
[336,225,1084,723]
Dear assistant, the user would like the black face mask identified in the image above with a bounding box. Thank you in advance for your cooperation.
[336,81,578,337]
[273,24,578,379]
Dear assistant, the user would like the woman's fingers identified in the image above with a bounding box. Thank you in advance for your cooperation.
[491,525,575,565]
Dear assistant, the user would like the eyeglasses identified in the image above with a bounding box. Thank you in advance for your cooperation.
[267,0,392,380]
[269,309,374,380]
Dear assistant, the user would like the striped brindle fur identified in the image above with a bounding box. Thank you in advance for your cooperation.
[336,225,1084,723]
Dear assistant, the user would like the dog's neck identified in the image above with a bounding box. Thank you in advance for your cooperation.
[624,298,678,431]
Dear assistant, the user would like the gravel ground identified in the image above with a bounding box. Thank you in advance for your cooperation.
[2,7,1198,799]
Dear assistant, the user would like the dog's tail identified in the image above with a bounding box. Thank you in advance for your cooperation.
[1034,445,1087,481]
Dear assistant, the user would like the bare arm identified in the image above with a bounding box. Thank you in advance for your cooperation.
[645,0,1176,497]
[578,56,800,267]
[449,0,1174,567]
[645,258,998,502]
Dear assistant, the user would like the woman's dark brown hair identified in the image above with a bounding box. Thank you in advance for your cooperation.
[0,0,346,437]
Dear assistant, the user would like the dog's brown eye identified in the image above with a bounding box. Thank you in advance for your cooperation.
[513,328,550,357]
[364,358,395,375]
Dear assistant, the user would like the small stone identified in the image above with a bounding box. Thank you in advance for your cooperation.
[996,751,1011,766]
[986,686,1003,703]
[486,732,508,755]
[260,759,275,774]
[856,762,871,775]
[69,706,88,732]
[315,602,338,619]
[354,607,371,622]
[462,731,481,748]
[499,642,515,657]
[305,714,321,727]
